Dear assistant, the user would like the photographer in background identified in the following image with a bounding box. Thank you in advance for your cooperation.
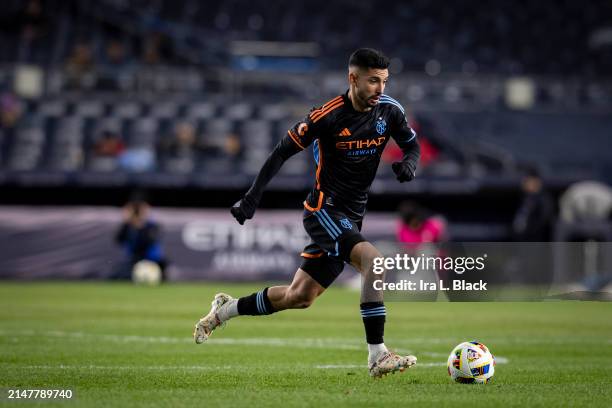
[114,197,167,281]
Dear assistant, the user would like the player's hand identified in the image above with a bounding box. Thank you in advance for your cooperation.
[392,161,416,183]
[230,195,257,225]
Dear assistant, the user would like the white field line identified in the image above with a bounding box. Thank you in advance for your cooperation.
[0,329,603,347]
[0,328,510,371]
[7,358,508,372]
[0,329,510,370]
[15,365,238,371]
[0,330,365,350]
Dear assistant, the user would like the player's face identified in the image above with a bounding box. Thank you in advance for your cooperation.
[353,68,389,108]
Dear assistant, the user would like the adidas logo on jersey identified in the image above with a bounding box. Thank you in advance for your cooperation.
[338,128,351,137]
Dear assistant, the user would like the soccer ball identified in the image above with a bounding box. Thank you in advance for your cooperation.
[447,341,495,384]
[132,260,162,285]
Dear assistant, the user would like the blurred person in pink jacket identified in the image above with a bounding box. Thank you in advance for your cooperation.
[396,201,447,247]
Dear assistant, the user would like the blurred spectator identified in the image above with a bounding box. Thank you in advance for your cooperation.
[380,138,402,163]
[98,38,135,90]
[395,201,449,299]
[105,39,130,67]
[114,119,157,172]
[0,92,23,130]
[93,130,125,158]
[555,180,612,241]
[512,168,555,241]
[65,41,96,89]
[0,92,23,161]
[66,42,95,73]
[415,137,440,169]
[17,0,47,40]
[159,121,202,173]
[6,0,49,63]
[114,198,167,281]
[382,136,440,169]
[0,92,23,163]
[559,181,612,224]
[555,180,612,291]
[382,115,466,178]
[87,127,125,172]
[160,122,198,159]
[118,145,156,172]
[200,131,242,160]
[141,33,174,65]
[223,133,242,158]
[397,201,448,247]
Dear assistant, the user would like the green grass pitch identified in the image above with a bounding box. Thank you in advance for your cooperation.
[1,282,611,407]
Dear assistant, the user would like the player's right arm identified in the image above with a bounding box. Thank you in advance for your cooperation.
[389,105,420,183]
[230,116,319,225]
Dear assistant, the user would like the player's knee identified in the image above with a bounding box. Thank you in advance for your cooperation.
[287,287,317,309]
[350,241,383,272]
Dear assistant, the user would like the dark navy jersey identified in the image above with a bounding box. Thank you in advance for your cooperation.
[282,91,419,220]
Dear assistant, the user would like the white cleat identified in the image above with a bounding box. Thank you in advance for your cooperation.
[193,293,233,344]
[368,351,417,378]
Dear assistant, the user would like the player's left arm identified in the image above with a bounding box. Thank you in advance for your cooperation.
[230,116,321,224]
[389,106,420,183]
[230,138,301,224]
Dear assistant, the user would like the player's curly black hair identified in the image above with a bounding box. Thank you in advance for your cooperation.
[348,48,390,69]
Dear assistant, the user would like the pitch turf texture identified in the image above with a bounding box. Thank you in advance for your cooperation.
[1,283,611,407]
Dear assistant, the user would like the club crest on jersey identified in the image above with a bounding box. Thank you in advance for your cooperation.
[375,117,386,135]
[339,218,352,230]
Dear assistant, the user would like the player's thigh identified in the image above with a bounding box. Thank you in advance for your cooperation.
[299,248,345,289]
[349,241,383,274]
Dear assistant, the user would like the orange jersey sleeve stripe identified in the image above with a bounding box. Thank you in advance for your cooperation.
[301,251,324,259]
[322,95,342,109]
[311,100,343,122]
[309,96,342,120]
[315,142,323,189]
[311,100,344,123]
[287,130,305,149]
[318,96,342,111]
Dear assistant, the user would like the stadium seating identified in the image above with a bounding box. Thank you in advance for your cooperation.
[1,0,611,190]
[2,0,611,76]
[2,94,611,189]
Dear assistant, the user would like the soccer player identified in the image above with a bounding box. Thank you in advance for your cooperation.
[193,48,420,377]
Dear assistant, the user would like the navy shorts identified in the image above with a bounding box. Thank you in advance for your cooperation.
[299,194,365,288]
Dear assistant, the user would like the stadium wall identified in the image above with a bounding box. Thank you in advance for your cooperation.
[1,207,608,290]
[0,206,400,281]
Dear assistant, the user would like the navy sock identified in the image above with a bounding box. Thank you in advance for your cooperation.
[360,302,386,344]
[237,287,275,316]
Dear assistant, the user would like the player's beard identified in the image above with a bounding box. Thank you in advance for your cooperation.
[357,88,380,109]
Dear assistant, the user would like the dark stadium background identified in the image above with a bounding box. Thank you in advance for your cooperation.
[0,0,611,285]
